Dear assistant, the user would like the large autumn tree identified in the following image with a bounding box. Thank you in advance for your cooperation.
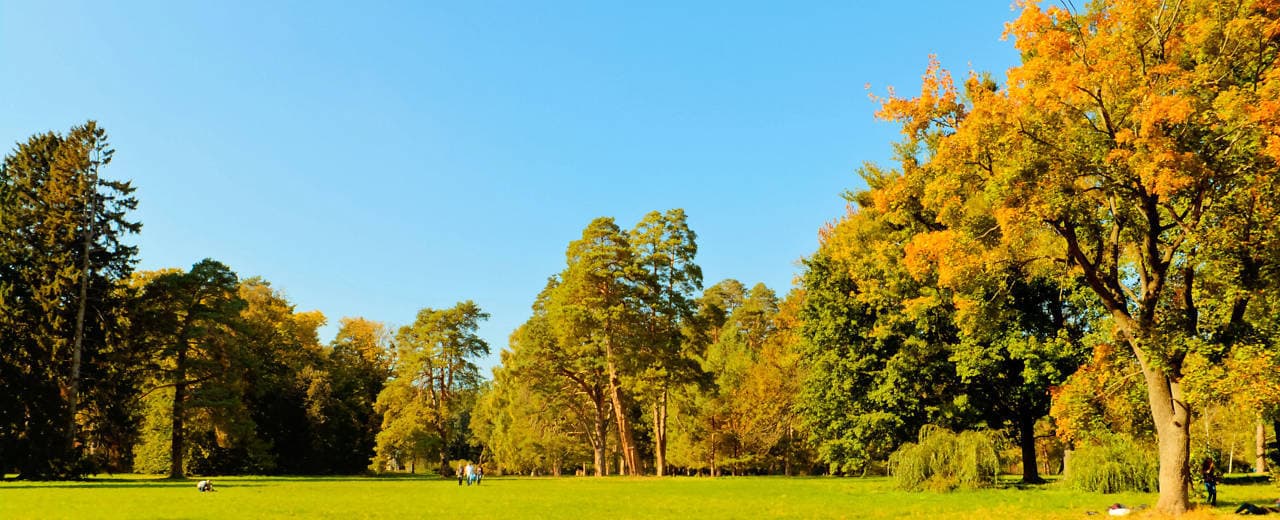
[874,0,1280,513]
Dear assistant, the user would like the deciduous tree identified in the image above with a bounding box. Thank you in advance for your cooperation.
[867,0,1280,510]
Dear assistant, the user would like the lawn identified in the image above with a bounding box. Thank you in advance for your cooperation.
[0,474,1273,519]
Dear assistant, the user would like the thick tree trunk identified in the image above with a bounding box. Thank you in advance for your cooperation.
[1134,347,1190,515]
[605,357,639,475]
[1018,412,1044,483]
[1152,393,1191,515]
[168,347,187,479]
[433,417,450,476]
[1257,416,1267,474]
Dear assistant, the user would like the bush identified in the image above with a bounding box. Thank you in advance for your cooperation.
[888,425,1001,491]
[1063,434,1158,493]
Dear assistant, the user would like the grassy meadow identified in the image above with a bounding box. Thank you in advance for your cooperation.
[2,474,1275,519]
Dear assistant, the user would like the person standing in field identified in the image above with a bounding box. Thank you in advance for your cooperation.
[1201,457,1218,506]
[456,463,465,486]
[465,462,474,486]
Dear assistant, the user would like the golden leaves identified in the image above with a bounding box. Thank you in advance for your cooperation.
[871,55,963,138]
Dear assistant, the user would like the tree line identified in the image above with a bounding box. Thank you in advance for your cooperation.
[0,123,487,478]
[470,3,1280,517]
[4,5,1280,518]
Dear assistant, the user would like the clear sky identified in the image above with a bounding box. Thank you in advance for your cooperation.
[1,1,1021,371]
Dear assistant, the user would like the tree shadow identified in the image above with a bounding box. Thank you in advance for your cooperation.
[1223,474,1270,485]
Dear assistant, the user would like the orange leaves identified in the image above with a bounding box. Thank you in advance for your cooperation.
[902,229,980,289]
[1136,149,1202,196]
[1138,93,1195,131]
[872,55,964,138]
[1049,343,1150,443]
[1252,67,1280,163]
[1003,0,1053,51]
[902,229,954,279]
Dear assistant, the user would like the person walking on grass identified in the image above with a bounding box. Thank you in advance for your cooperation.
[457,462,465,486]
[465,463,475,486]
[1202,457,1218,507]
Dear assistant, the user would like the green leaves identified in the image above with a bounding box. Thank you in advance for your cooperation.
[0,122,139,478]
[374,301,490,475]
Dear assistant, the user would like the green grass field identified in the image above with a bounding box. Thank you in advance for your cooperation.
[0,474,1273,519]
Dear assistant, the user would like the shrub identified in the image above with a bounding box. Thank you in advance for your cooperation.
[889,425,1001,491]
[1063,433,1158,493]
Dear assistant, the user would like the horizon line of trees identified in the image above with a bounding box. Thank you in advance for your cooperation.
[4,9,1280,519]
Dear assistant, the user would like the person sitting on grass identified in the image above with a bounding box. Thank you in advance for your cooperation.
[1235,498,1280,515]
[196,480,216,492]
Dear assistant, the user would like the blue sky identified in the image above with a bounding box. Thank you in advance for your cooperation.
[1,1,1020,370]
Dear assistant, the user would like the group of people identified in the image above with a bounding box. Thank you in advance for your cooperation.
[456,462,484,486]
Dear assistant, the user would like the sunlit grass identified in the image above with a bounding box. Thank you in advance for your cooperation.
[0,474,1273,519]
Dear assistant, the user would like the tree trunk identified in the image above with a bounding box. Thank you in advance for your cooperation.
[168,346,187,479]
[68,159,97,458]
[1018,412,1044,483]
[653,388,668,476]
[710,420,719,477]
[68,216,91,456]
[605,356,638,475]
[784,425,793,477]
[1135,349,1191,515]
[1257,416,1268,474]
[592,400,608,476]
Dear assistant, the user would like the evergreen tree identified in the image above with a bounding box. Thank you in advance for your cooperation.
[0,122,139,478]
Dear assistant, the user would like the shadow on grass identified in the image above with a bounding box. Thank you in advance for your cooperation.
[1223,474,1271,485]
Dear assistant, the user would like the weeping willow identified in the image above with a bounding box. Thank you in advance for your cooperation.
[888,425,1001,491]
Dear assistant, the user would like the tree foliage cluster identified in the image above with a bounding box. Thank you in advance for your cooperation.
[474,211,813,477]
[0,123,403,478]
[799,0,1280,513]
